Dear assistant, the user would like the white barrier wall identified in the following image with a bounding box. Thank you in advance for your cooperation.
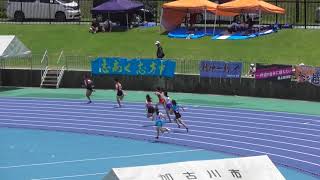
[103,155,286,180]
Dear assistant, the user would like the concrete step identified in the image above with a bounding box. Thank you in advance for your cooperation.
[41,85,57,88]
[47,70,59,75]
[42,83,56,87]
[43,79,57,83]
[45,75,57,79]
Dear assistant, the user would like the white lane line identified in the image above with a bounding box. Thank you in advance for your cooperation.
[1,121,319,160]
[3,112,319,145]
[1,122,319,168]
[5,118,320,150]
[3,117,320,151]
[0,98,319,122]
[1,96,320,119]
[3,105,319,130]
[1,110,320,136]
[31,172,106,180]
[0,149,203,169]
[1,112,319,138]
[1,103,319,126]
[1,104,319,143]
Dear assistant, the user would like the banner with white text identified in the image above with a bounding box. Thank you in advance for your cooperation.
[104,155,285,180]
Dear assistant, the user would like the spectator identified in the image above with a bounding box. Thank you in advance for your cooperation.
[101,19,112,32]
[89,18,99,34]
[155,41,165,59]
[246,15,254,29]
[132,14,141,27]
[184,14,189,30]
[189,13,197,30]
[248,63,256,77]
[228,15,241,33]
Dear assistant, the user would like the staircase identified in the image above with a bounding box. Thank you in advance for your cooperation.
[41,69,60,88]
[40,50,65,88]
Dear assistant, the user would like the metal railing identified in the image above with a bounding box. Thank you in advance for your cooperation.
[0,53,256,76]
[40,66,48,87]
[56,50,65,88]
[56,50,64,75]
[57,65,65,88]
[40,50,48,81]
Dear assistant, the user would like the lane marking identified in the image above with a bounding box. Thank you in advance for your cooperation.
[2,117,320,150]
[0,97,319,120]
[1,110,320,136]
[1,122,320,169]
[1,121,320,160]
[1,103,319,126]
[31,172,106,180]
[0,149,203,169]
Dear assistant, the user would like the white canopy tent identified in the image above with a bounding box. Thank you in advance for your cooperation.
[0,35,31,58]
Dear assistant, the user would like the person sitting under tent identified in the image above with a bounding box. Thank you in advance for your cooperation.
[131,14,142,27]
[246,15,254,29]
[183,15,189,30]
[101,19,113,32]
[189,13,197,30]
[228,19,240,33]
[89,19,100,34]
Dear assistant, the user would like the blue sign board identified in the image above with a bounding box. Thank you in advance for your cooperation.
[91,57,176,78]
[200,61,242,78]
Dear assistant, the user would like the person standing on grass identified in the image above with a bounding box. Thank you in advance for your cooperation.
[83,74,94,104]
[114,78,125,108]
[155,41,165,59]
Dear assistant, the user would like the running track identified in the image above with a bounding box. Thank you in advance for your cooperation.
[0,97,319,177]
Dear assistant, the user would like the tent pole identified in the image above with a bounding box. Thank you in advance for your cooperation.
[126,13,129,30]
[204,8,207,34]
[159,8,163,33]
[259,9,261,34]
[213,13,217,36]
[0,57,2,87]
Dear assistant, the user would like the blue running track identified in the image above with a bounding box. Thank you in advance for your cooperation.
[0,97,319,177]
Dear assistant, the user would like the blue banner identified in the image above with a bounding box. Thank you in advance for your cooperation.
[91,57,176,78]
[200,61,242,78]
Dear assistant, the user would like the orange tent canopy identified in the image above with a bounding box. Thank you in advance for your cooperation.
[161,0,237,31]
[217,0,285,14]
[163,0,236,15]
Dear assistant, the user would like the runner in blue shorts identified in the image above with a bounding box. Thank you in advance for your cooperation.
[154,108,170,139]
